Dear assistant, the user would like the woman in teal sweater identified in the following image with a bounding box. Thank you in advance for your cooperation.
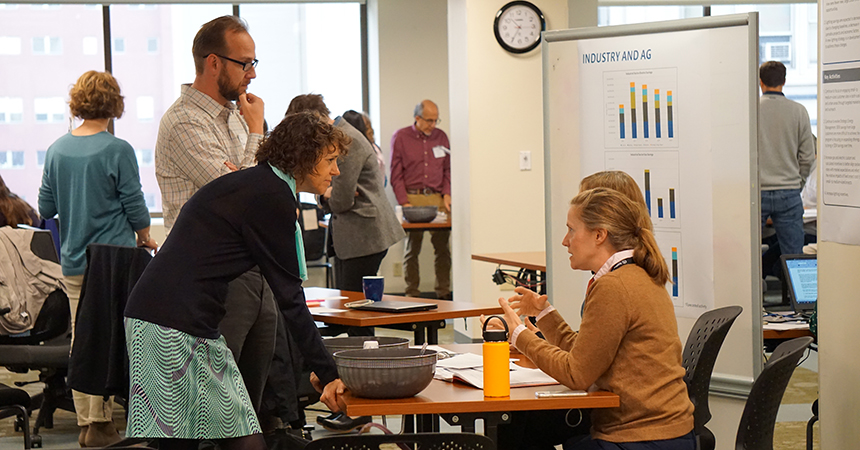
[38,70,157,447]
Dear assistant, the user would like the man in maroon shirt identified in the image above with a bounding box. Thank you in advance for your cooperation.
[390,100,452,299]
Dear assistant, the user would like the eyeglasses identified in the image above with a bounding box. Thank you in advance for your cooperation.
[418,116,441,125]
[216,54,258,72]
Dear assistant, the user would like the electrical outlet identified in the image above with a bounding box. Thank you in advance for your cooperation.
[519,151,532,171]
[392,262,403,277]
[499,283,514,291]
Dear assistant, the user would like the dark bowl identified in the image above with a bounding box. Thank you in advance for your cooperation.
[402,206,438,223]
[323,336,410,356]
[334,347,437,399]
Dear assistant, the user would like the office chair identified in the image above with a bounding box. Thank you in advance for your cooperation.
[735,336,813,450]
[300,202,333,288]
[0,383,33,449]
[0,229,73,448]
[681,305,743,450]
[305,432,496,450]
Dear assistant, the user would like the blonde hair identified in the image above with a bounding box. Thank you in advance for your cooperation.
[68,71,124,120]
[571,187,669,286]
[580,171,646,208]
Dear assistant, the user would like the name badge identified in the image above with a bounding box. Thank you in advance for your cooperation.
[432,146,448,159]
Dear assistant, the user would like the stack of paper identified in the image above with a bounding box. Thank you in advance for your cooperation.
[433,352,559,389]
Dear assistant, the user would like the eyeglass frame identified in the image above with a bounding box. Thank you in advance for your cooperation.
[417,115,441,125]
[215,54,258,72]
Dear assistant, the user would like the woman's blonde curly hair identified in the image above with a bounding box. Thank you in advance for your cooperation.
[68,70,124,120]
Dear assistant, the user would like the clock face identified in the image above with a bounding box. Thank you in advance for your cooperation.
[494,1,545,54]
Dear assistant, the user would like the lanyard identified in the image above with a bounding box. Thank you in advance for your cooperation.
[610,257,636,272]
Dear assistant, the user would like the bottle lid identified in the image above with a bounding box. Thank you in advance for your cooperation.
[482,315,509,342]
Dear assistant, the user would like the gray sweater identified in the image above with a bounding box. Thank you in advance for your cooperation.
[758,93,815,190]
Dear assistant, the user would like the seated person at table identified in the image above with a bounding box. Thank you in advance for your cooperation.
[123,112,348,450]
[489,188,694,450]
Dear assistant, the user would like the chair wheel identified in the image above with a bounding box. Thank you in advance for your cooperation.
[31,434,43,448]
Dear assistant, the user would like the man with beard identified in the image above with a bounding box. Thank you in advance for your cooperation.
[154,15,276,413]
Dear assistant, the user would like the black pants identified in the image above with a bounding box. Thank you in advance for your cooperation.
[333,249,388,337]
[220,268,278,412]
[496,409,592,450]
[565,431,695,450]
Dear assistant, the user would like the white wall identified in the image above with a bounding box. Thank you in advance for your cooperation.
[818,242,860,446]
[367,0,450,295]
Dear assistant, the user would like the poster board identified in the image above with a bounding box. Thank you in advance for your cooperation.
[542,14,762,389]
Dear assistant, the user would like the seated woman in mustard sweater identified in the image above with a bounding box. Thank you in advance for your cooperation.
[492,187,694,450]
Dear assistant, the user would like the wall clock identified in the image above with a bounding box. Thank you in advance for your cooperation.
[494,1,546,54]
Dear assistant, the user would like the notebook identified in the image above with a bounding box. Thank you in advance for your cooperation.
[351,300,438,313]
[780,254,817,315]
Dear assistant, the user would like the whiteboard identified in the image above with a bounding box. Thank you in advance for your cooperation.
[542,14,762,389]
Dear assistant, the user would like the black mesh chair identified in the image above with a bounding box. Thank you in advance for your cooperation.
[681,305,743,450]
[735,336,813,450]
[0,229,73,448]
[305,432,495,450]
[0,383,33,449]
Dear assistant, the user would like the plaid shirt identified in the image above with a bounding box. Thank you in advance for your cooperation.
[155,84,262,232]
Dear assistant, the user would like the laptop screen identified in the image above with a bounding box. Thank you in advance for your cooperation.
[781,255,817,312]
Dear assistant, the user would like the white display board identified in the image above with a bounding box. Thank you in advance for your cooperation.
[819,0,860,245]
[542,14,763,387]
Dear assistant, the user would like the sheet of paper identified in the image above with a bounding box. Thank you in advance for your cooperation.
[301,208,319,231]
[306,296,348,301]
[435,353,484,370]
[307,306,347,313]
[763,322,810,331]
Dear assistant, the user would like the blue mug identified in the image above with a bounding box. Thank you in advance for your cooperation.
[362,276,385,302]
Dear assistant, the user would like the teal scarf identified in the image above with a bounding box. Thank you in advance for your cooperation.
[268,163,308,281]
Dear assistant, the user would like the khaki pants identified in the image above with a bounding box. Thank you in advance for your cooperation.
[404,193,451,298]
[66,274,114,426]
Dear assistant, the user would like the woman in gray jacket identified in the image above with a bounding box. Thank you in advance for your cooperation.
[285,95,405,294]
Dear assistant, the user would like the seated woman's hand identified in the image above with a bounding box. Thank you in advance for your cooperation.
[507,287,549,317]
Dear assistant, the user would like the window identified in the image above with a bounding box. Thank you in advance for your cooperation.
[0,36,21,55]
[37,150,47,166]
[82,36,98,55]
[32,36,62,55]
[0,97,24,123]
[147,37,158,53]
[598,6,703,26]
[0,151,25,169]
[34,97,65,123]
[137,96,154,121]
[136,149,154,167]
[113,37,125,54]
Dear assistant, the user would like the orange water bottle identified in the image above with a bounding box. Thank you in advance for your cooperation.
[482,315,510,397]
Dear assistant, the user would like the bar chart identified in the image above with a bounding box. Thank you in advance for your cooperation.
[654,230,683,307]
[604,68,678,148]
[605,151,681,229]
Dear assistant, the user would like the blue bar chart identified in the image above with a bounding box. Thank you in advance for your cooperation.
[603,68,679,149]
[605,151,681,229]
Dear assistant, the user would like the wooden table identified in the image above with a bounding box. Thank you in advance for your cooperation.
[471,251,547,272]
[401,219,451,231]
[341,343,619,442]
[763,328,814,340]
[304,288,501,344]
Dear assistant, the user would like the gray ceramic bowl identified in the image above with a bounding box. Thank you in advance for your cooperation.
[323,336,409,356]
[334,348,437,399]
[402,206,438,223]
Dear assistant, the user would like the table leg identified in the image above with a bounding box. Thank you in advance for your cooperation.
[440,412,511,444]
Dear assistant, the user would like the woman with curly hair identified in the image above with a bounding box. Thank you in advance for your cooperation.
[123,112,350,450]
[0,174,39,228]
[38,70,155,447]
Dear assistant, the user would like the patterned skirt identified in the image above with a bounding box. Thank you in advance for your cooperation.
[124,317,261,439]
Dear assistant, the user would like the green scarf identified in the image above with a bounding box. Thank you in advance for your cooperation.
[268,163,308,281]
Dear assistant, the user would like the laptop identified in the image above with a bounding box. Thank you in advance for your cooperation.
[780,254,817,315]
[351,300,439,313]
